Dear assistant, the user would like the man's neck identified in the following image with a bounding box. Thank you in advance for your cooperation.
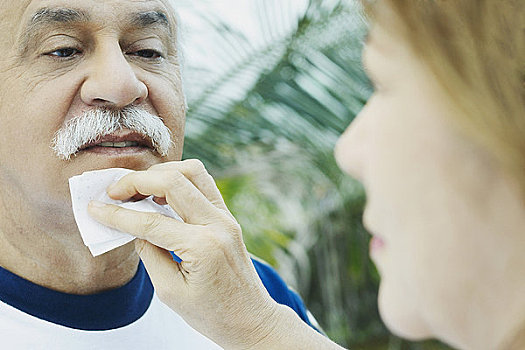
[0,194,139,295]
[0,236,140,294]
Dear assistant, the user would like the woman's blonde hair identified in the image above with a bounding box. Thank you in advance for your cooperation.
[364,0,525,190]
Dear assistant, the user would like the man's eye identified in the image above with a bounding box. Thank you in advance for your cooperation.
[131,49,162,59]
[46,48,80,58]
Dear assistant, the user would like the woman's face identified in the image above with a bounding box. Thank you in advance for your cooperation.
[334,15,525,348]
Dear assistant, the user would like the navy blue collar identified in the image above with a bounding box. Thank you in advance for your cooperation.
[0,261,153,331]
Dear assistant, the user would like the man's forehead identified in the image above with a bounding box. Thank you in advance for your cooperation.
[3,0,176,31]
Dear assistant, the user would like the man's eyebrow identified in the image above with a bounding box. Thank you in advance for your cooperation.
[30,7,90,26]
[18,8,89,55]
[17,8,174,56]
[130,11,170,30]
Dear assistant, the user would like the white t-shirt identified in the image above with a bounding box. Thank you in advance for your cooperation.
[0,259,314,349]
[0,293,221,349]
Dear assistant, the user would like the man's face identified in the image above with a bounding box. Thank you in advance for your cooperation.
[0,0,185,211]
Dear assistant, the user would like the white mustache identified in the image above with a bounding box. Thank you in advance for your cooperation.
[51,107,173,160]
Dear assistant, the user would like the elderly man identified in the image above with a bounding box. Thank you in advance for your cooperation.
[0,0,313,348]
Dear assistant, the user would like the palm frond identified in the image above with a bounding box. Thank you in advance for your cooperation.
[171,1,452,349]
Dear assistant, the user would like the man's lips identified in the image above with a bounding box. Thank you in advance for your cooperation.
[79,131,154,151]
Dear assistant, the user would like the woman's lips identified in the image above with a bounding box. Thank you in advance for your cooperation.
[370,236,385,254]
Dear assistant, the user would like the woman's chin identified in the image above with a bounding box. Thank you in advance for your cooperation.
[377,282,432,341]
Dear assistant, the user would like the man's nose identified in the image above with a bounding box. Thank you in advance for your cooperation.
[80,43,148,108]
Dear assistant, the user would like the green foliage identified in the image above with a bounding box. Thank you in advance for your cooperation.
[216,175,292,266]
[182,1,453,349]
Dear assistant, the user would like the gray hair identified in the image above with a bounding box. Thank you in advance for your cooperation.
[51,107,173,160]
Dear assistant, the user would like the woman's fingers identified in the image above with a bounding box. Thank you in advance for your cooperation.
[105,169,224,225]
[88,202,192,252]
[149,160,230,213]
[134,239,187,299]
[107,160,232,219]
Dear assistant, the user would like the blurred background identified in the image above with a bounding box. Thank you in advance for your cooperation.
[175,0,452,348]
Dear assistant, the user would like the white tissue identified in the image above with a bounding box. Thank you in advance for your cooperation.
[69,168,182,257]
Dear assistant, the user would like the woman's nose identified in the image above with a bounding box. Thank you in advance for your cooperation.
[334,110,369,182]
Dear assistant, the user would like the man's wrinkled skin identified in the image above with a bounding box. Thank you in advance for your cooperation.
[0,2,345,348]
[0,0,185,294]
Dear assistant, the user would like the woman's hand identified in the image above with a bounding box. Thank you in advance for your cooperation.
[88,160,344,350]
[87,160,281,348]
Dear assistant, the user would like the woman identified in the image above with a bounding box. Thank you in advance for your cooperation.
[89,0,525,348]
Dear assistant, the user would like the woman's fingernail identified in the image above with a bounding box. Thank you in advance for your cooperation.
[89,200,106,208]
[107,183,117,194]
